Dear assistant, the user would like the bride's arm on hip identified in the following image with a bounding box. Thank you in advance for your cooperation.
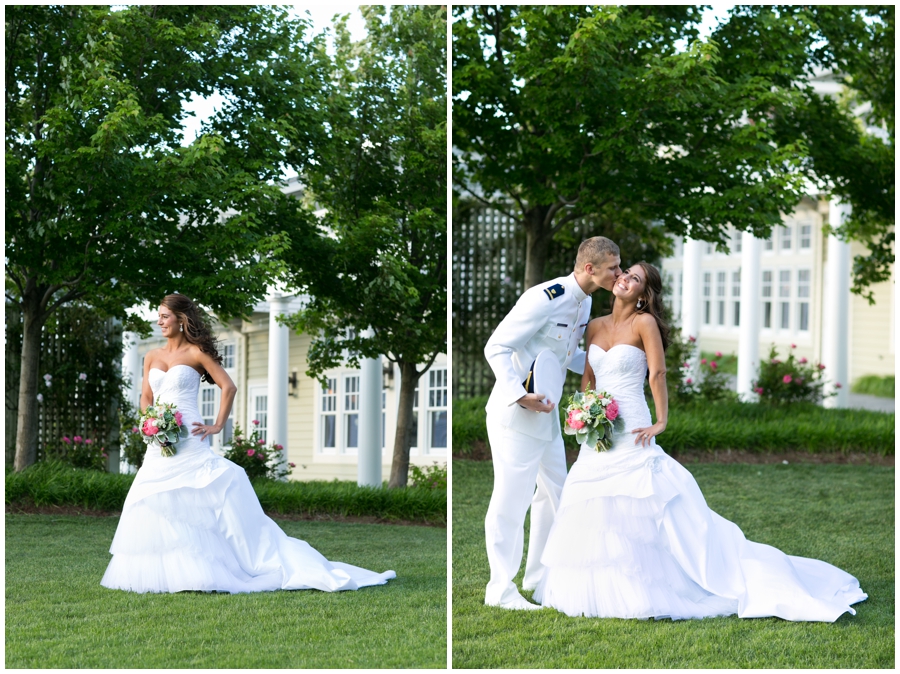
[191,352,238,441]
[632,314,667,447]
[580,319,599,392]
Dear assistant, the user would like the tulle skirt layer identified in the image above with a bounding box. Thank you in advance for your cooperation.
[534,443,866,622]
[101,444,395,594]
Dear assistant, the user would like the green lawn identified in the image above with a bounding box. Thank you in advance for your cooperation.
[452,459,894,668]
[6,514,446,668]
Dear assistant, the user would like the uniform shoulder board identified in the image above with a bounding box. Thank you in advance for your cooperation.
[543,283,565,301]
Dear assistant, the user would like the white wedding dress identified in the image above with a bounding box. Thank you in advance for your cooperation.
[534,344,866,621]
[101,364,396,594]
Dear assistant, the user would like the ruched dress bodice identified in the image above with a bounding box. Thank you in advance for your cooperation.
[101,364,395,594]
[534,342,866,622]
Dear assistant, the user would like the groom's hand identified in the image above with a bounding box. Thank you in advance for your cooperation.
[517,393,555,413]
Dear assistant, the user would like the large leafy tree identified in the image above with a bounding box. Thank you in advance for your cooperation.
[453,5,893,292]
[6,6,327,470]
[282,6,446,488]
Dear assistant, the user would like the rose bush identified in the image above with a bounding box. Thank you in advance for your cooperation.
[222,423,293,480]
[752,344,834,404]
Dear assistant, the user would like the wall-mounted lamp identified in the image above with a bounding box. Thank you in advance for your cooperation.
[288,369,299,397]
[382,361,394,389]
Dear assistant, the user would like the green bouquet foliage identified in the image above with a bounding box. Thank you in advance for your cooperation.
[222,424,293,481]
[753,345,834,405]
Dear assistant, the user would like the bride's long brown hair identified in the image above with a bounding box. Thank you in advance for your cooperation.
[161,293,223,384]
[611,261,671,351]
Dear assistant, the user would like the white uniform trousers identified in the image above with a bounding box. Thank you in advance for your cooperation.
[484,415,568,605]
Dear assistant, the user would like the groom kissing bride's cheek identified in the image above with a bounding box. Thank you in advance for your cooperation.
[481,237,865,622]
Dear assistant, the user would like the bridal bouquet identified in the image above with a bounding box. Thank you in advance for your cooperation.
[139,399,188,457]
[563,388,625,452]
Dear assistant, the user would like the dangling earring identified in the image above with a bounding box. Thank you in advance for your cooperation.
[636,299,644,310]
[179,324,183,332]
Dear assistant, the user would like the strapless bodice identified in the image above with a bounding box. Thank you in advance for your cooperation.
[586,344,652,445]
[145,364,208,460]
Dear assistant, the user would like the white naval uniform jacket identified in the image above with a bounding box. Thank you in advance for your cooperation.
[484,273,592,441]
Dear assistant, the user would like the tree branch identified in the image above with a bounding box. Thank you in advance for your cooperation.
[455,183,522,224]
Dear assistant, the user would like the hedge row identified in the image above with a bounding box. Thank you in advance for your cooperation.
[453,396,894,456]
[5,461,447,524]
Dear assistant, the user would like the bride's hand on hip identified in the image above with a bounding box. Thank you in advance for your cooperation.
[632,422,665,447]
[192,421,221,441]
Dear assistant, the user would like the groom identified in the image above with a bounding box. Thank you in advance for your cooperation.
[483,236,622,609]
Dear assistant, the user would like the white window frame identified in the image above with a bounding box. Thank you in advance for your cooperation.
[716,270,727,327]
[761,269,773,330]
[248,387,268,444]
[797,268,811,333]
[425,368,448,455]
[778,268,792,331]
[731,268,741,328]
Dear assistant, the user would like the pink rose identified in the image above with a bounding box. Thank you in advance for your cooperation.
[799,357,808,364]
[771,359,781,364]
[796,377,803,384]
[142,420,159,436]
[791,343,796,349]
[85,438,93,445]
[288,462,296,468]
[252,420,260,426]
[62,436,71,444]
[688,335,696,342]
[566,410,586,430]
[73,435,83,444]
[754,387,764,395]
[258,439,265,445]
[783,374,792,384]
[274,444,283,450]
[715,351,722,358]
[700,358,707,365]
[247,449,255,456]
[131,427,139,434]
[605,400,619,421]
[174,411,183,427]
[101,452,108,458]
[686,378,693,384]
[710,361,718,369]
[818,364,826,370]
[682,362,689,368]
[835,382,842,389]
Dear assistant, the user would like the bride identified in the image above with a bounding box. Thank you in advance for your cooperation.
[533,263,866,621]
[101,293,395,593]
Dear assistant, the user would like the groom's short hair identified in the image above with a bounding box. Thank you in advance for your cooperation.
[575,236,620,271]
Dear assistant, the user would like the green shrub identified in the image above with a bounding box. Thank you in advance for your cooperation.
[452,396,894,457]
[852,375,895,398]
[221,423,293,480]
[119,401,146,469]
[666,330,737,404]
[700,350,738,375]
[753,344,832,404]
[409,462,447,490]
[451,397,488,453]
[45,435,108,471]
[6,461,447,523]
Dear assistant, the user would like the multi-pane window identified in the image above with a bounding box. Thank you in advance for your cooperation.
[732,229,742,254]
[201,388,216,427]
[779,270,791,329]
[705,242,715,255]
[321,379,337,450]
[781,225,792,252]
[716,271,726,326]
[222,343,235,369]
[797,269,811,332]
[761,270,773,329]
[410,382,420,450]
[254,395,268,443]
[382,389,387,450]
[799,223,812,250]
[343,375,360,451]
[764,231,774,251]
[428,369,448,450]
[731,269,741,327]
[703,272,712,325]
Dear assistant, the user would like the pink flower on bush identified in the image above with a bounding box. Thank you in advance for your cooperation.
[79,373,87,381]
[700,358,707,365]
[835,382,842,389]
[274,444,283,450]
[682,362,689,368]
[288,462,296,468]
[141,420,159,436]
[101,452,108,458]
[174,411,183,427]
[686,378,693,384]
[754,387,764,395]
[73,435,83,443]
[247,449,255,457]
[62,436,71,444]
[252,419,260,426]
[715,351,722,358]
[791,343,797,349]
[771,358,781,364]
[782,374,792,384]
[566,410,586,431]
[36,393,44,402]
[818,364,826,370]
[85,438,93,445]
[688,335,696,342]
[258,439,265,445]
[710,361,718,369]
[131,426,139,434]
[796,377,803,384]
[605,400,619,421]
[799,357,808,364]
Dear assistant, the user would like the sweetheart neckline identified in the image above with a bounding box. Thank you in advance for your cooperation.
[149,364,202,377]
[589,343,646,356]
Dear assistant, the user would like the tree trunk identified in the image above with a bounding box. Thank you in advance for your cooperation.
[388,360,420,488]
[14,294,47,472]
[523,204,553,289]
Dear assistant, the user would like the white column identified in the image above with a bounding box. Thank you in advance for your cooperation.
[681,237,703,380]
[120,331,142,474]
[822,199,851,408]
[358,331,382,488]
[736,232,762,400]
[267,293,290,475]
